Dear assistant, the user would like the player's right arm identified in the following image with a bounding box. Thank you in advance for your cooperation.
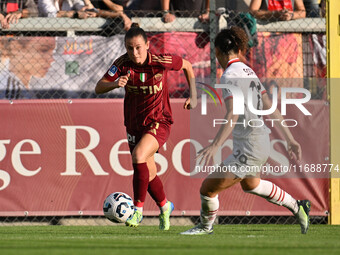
[95,73,130,94]
[262,92,302,161]
[197,98,239,166]
[95,58,130,94]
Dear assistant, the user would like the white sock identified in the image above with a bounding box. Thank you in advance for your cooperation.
[200,194,219,230]
[135,206,143,213]
[160,201,169,213]
[244,180,298,214]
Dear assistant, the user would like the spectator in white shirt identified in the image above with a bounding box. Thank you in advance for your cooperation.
[38,0,95,19]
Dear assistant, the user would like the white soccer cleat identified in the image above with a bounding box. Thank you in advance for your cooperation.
[180,224,213,235]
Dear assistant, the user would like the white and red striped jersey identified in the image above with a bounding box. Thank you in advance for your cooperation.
[220,58,271,138]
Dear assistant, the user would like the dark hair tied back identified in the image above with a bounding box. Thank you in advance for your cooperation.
[125,23,147,43]
[130,23,140,28]
[215,26,248,55]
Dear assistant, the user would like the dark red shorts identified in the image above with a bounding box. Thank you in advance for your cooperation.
[126,122,171,154]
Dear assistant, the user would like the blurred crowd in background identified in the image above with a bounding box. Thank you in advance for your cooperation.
[0,0,327,100]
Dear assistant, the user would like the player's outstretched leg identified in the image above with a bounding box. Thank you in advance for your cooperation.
[159,201,174,230]
[126,209,143,227]
[243,180,311,234]
[295,200,311,234]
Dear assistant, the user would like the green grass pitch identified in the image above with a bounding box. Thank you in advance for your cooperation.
[0,225,339,255]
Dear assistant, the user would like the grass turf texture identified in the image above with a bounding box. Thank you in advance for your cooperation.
[0,225,339,255]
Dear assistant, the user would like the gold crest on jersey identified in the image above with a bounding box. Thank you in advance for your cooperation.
[154,73,163,82]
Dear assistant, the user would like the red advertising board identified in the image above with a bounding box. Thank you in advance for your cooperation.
[0,99,329,217]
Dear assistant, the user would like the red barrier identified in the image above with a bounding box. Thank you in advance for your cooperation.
[0,99,329,216]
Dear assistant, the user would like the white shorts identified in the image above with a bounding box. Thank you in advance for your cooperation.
[222,134,270,178]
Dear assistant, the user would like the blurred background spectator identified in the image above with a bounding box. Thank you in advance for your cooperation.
[38,0,95,18]
[249,0,306,21]
[0,36,56,99]
[303,0,320,17]
[161,0,210,23]
[84,0,132,30]
[125,0,161,13]
[319,0,325,17]
[0,0,37,29]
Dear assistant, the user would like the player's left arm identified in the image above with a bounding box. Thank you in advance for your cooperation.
[181,59,197,109]
[262,92,302,160]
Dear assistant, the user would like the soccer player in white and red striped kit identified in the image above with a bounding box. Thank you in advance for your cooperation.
[181,26,311,235]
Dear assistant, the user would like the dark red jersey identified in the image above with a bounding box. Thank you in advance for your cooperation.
[103,52,183,131]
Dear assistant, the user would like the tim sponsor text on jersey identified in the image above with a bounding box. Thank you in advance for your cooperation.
[127,82,163,95]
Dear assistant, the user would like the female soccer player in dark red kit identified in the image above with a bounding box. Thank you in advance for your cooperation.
[96,23,197,230]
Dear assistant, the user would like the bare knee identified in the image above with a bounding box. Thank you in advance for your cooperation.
[240,178,260,191]
[200,177,241,197]
[200,186,217,198]
[199,178,214,197]
[132,147,148,163]
[131,135,158,163]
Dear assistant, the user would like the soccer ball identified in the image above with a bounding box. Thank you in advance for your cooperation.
[103,192,134,223]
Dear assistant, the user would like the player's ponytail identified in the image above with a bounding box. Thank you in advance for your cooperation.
[215,26,248,55]
[130,23,140,28]
[125,23,147,43]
